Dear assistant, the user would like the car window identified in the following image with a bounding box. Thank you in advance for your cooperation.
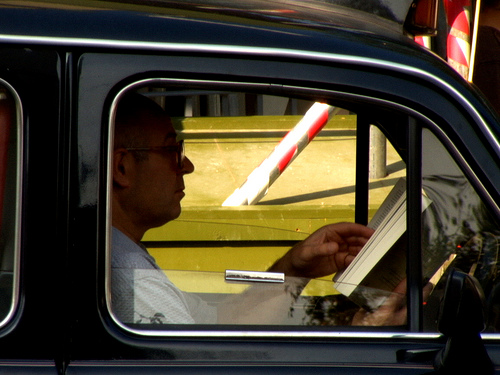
[108,85,409,329]
[107,84,500,335]
[420,128,500,332]
[0,84,21,327]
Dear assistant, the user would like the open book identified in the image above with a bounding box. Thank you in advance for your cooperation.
[333,178,441,311]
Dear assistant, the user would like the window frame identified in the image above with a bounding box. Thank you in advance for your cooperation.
[104,76,500,340]
[0,79,22,331]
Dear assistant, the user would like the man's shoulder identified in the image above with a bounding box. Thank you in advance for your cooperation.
[112,227,159,270]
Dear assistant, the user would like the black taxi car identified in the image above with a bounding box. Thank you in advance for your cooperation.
[0,0,500,373]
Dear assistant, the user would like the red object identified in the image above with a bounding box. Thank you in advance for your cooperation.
[444,0,472,78]
[277,144,298,173]
[0,96,13,230]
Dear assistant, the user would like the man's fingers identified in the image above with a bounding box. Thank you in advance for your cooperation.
[423,282,433,301]
[323,223,374,242]
[393,278,407,295]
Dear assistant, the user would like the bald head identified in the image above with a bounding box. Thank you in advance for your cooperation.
[111,92,195,242]
[114,93,171,151]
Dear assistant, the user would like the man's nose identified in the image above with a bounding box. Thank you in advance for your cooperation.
[180,155,195,174]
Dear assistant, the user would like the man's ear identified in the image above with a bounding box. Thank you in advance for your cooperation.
[113,149,134,188]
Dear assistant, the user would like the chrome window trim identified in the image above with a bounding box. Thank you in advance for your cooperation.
[106,77,499,339]
[0,33,497,156]
[0,80,23,331]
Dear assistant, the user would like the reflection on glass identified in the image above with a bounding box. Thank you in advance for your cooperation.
[111,268,407,327]
[421,129,500,332]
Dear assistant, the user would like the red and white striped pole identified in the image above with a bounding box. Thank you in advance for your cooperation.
[444,0,473,79]
[223,103,336,206]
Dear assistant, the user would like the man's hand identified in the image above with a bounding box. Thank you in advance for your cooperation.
[352,280,434,326]
[269,222,374,278]
[352,279,407,326]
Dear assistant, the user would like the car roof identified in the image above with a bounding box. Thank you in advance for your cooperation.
[0,1,486,121]
[0,0,415,46]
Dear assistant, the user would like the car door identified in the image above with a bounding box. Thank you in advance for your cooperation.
[0,47,63,373]
[67,47,500,373]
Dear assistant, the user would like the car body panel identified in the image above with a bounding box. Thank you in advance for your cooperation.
[0,0,498,373]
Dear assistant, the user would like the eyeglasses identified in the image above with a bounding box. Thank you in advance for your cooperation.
[125,140,185,169]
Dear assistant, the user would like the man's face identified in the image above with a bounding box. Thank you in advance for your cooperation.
[126,113,194,230]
